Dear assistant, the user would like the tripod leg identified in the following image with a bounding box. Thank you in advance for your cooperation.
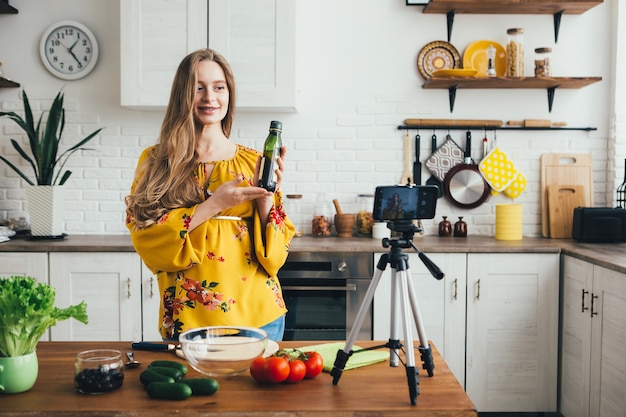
[388,268,401,367]
[331,254,388,385]
[406,275,435,377]
[397,266,419,405]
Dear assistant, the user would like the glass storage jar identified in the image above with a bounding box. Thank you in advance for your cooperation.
[285,194,303,237]
[506,28,524,77]
[534,47,552,77]
[74,349,124,394]
[356,194,374,236]
[311,194,332,237]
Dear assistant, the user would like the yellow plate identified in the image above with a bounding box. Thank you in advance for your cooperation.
[463,40,506,77]
[432,69,477,77]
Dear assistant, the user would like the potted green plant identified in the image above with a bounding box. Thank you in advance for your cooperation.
[0,275,88,393]
[0,90,103,236]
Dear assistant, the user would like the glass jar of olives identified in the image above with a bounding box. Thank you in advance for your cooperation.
[75,349,124,394]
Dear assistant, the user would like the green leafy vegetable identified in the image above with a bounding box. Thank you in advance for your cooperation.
[0,276,88,357]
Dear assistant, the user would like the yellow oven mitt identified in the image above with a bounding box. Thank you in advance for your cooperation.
[297,342,389,372]
[478,147,517,192]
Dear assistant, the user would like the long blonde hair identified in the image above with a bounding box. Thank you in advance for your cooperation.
[126,49,237,228]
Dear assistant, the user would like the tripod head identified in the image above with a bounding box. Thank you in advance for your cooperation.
[381,220,444,280]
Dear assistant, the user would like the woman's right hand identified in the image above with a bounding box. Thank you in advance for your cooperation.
[188,176,271,231]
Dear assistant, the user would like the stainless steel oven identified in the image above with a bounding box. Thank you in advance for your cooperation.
[278,252,373,341]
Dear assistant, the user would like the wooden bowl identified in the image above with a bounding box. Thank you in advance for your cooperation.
[334,214,355,238]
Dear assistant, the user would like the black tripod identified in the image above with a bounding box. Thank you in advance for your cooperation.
[330,221,444,405]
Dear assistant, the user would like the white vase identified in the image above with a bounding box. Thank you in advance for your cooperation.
[26,186,65,236]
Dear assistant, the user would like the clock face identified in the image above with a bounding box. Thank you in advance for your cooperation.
[40,21,99,80]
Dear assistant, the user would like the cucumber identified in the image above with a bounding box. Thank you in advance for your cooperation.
[149,360,188,376]
[147,365,183,381]
[182,378,219,396]
[147,382,192,401]
[140,369,175,386]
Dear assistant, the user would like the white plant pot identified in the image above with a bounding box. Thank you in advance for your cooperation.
[26,186,65,236]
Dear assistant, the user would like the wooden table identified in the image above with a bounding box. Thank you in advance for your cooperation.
[1,341,476,417]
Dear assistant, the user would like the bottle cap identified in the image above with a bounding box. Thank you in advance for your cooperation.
[269,120,282,130]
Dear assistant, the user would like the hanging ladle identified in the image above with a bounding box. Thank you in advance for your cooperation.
[125,351,141,369]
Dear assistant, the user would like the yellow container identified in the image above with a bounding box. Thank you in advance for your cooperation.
[495,204,523,240]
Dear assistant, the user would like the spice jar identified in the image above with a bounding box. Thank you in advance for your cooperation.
[534,47,552,77]
[486,44,497,77]
[454,217,467,237]
[356,194,374,236]
[438,216,452,237]
[311,194,332,237]
[506,28,524,77]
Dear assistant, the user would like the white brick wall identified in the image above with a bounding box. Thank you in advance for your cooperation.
[0,0,624,238]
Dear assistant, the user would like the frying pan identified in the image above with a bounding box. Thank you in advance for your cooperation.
[443,131,491,209]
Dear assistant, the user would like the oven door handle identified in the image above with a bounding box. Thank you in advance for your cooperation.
[282,284,357,292]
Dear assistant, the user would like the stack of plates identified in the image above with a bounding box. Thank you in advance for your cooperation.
[495,204,523,240]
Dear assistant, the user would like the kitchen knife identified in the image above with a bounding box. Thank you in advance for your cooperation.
[131,341,180,351]
[413,134,421,185]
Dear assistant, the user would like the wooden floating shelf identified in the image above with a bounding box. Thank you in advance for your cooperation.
[421,0,603,15]
[410,0,604,42]
[422,76,602,112]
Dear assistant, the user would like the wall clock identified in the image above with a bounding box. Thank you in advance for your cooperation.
[39,20,99,80]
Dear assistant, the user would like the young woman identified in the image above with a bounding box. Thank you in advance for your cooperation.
[125,49,295,341]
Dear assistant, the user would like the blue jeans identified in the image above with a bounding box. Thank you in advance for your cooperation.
[260,315,285,342]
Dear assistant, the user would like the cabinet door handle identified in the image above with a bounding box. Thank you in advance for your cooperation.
[150,276,155,298]
[127,277,131,299]
[475,279,481,301]
[453,278,458,300]
[581,289,589,312]
[590,292,599,317]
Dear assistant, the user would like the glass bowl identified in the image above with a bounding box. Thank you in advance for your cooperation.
[74,349,124,394]
[179,326,268,377]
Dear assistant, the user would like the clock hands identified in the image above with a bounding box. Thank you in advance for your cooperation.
[59,39,84,68]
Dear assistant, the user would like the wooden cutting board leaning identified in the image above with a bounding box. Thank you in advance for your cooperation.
[548,185,587,238]
[541,153,593,237]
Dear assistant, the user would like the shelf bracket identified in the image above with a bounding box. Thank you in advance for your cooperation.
[547,85,560,112]
[447,85,458,112]
[553,10,564,43]
[446,10,455,42]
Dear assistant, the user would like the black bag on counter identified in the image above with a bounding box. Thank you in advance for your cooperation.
[572,207,626,243]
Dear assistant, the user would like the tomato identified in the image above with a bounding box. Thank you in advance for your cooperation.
[302,351,324,379]
[263,356,290,383]
[250,357,268,383]
[285,359,306,384]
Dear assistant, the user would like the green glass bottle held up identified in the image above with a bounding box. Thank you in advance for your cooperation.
[258,120,282,192]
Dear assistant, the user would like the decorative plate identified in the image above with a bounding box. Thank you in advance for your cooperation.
[463,40,506,77]
[432,69,477,77]
[417,41,461,80]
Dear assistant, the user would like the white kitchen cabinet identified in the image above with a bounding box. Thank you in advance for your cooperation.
[560,255,626,417]
[120,0,296,111]
[373,252,467,386]
[141,262,162,341]
[49,253,142,342]
[0,252,50,341]
[466,253,559,413]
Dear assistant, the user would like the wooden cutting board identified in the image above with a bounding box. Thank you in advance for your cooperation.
[541,153,593,237]
[548,185,587,238]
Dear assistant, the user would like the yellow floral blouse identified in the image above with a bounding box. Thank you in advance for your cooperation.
[126,144,295,340]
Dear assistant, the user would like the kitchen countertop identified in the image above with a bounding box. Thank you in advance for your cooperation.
[1,234,624,274]
[1,341,477,417]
